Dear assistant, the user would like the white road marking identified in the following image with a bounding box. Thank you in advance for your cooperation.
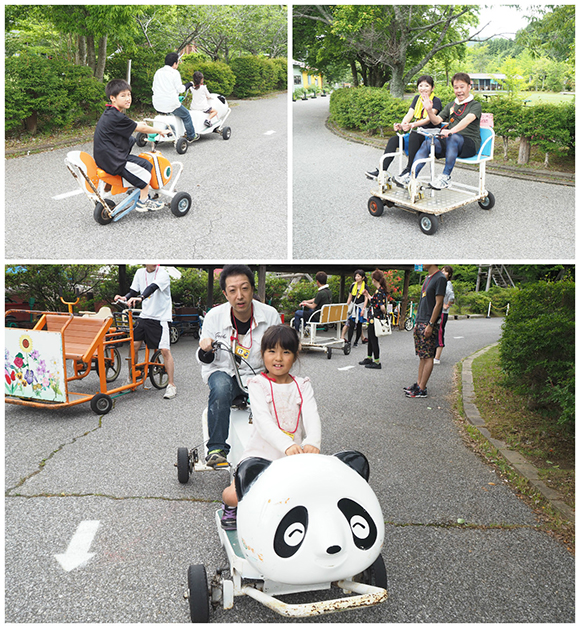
[264,130,276,135]
[53,189,83,200]
[55,520,100,572]
[338,366,355,371]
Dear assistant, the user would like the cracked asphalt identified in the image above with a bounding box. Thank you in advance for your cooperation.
[5,317,574,622]
[4,93,287,260]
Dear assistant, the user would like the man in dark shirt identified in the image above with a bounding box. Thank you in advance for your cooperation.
[293,271,332,332]
[405,264,447,398]
[93,79,169,212]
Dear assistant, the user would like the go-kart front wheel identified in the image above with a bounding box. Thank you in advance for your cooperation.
[368,196,384,217]
[355,553,388,590]
[419,213,439,236]
[222,126,231,140]
[170,192,192,217]
[176,137,188,155]
[93,199,115,225]
[135,132,148,147]
[177,447,190,484]
[478,191,495,210]
[187,564,210,623]
[90,393,113,415]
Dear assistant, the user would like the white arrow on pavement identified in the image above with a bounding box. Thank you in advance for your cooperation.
[55,520,100,572]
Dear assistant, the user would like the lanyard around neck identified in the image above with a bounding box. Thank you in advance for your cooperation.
[261,372,303,436]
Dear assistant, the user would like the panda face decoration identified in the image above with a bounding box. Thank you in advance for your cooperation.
[235,452,384,585]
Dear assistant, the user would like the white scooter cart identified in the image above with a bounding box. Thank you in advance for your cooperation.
[138,93,232,155]
[367,118,496,235]
[293,303,351,359]
[186,452,388,621]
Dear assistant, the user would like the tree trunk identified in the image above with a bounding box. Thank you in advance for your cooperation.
[543,152,549,167]
[502,136,509,160]
[389,64,405,98]
[86,35,96,76]
[518,137,531,164]
[349,60,359,87]
[95,35,107,82]
[25,111,38,135]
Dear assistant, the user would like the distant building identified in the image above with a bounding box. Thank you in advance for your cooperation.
[469,73,508,91]
[293,60,323,91]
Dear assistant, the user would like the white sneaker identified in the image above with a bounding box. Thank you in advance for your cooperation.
[394,172,411,187]
[430,174,451,190]
[433,358,441,364]
[163,384,177,399]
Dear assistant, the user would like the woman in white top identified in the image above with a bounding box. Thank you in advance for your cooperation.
[190,71,218,127]
[219,324,322,530]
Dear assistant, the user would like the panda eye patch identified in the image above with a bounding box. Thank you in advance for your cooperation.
[274,506,308,558]
[338,498,377,550]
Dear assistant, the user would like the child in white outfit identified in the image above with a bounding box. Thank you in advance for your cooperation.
[220,324,322,530]
[191,71,218,127]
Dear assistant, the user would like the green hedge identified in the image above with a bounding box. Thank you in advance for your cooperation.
[5,53,105,133]
[230,56,286,98]
[499,280,575,424]
[105,48,165,108]
[179,54,237,98]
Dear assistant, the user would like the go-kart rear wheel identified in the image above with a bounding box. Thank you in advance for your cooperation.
[368,196,384,217]
[136,132,148,147]
[326,347,332,360]
[187,564,210,623]
[90,393,113,415]
[170,192,192,217]
[176,137,188,154]
[419,213,439,236]
[177,447,190,484]
[478,190,495,210]
[343,342,351,355]
[355,554,388,590]
[169,324,180,344]
[93,199,115,225]
[222,126,231,140]
[149,349,168,389]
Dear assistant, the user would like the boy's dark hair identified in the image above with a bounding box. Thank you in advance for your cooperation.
[443,265,454,280]
[165,52,179,66]
[451,72,471,86]
[261,324,300,358]
[416,74,434,88]
[219,264,255,291]
[315,271,327,285]
[105,79,131,100]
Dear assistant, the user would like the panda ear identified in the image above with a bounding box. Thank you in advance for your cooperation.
[333,450,370,481]
[235,457,272,500]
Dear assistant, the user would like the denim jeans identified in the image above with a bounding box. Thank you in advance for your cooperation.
[413,134,465,177]
[172,104,196,139]
[206,370,245,454]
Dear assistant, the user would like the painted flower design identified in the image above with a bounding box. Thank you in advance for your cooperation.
[19,335,33,354]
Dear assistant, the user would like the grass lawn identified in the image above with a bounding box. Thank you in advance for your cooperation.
[455,344,574,552]
[519,90,575,105]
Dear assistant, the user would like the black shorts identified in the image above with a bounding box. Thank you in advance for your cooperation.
[133,318,163,350]
[120,154,153,190]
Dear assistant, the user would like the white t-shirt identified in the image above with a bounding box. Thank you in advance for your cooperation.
[130,266,172,321]
[190,85,212,111]
[152,65,186,113]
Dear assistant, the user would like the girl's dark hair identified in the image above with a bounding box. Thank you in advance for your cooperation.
[261,325,300,358]
[372,268,388,293]
[106,79,131,99]
[193,70,204,90]
[443,265,454,280]
[354,269,366,282]
[416,74,434,88]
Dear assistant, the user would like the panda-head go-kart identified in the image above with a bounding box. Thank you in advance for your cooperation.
[138,93,231,155]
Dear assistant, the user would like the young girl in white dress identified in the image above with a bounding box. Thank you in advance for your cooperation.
[190,71,218,127]
[220,324,321,530]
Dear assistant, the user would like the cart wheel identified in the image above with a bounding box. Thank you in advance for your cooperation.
[419,213,439,236]
[176,137,188,155]
[149,349,169,389]
[90,393,113,415]
[343,342,351,355]
[404,317,414,332]
[136,132,148,147]
[355,554,388,590]
[75,360,91,378]
[187,564,210,623]
[93,199,115,225]
[96,347,122,383]
[367,196,384,217]
[478,191,495,210]
[385,199,395,208]
[192,329,200,340]
[326,347,332,360]
[222,126,231,140]
[170,192,192,217]
[177,447,190,484]
[169,325,180,344]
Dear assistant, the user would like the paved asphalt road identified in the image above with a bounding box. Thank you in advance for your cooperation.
[5,317,574,622]
[5,94,287,260]
[293,97,575,260]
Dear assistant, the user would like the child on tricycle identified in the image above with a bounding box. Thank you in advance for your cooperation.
[220,324,321,530]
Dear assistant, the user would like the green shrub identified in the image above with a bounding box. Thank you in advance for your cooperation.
[230,56,280,98]
[516,103,572,159]
[270,57,288,90]
[5,53,105,134]
[499,280,575,424]
[105,48,165,108]
[179,55,237,98]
